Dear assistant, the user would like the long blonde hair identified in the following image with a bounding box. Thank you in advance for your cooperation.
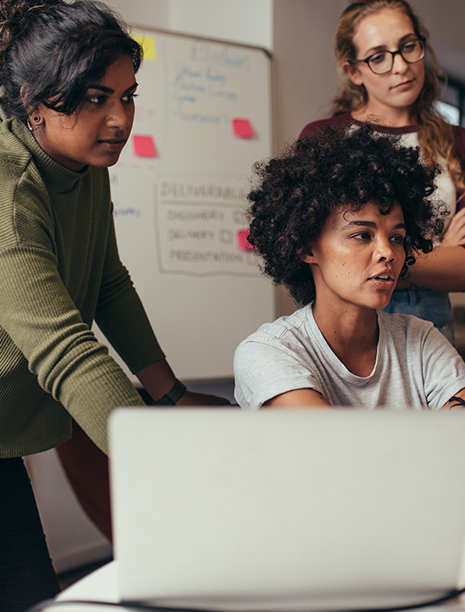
[332,0,464,190]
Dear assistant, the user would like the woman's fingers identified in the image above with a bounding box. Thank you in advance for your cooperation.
[441,208,465,246]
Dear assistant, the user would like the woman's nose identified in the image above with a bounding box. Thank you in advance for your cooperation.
[392,51,409,73]
[106,104,132,130]
[375,238,396,262]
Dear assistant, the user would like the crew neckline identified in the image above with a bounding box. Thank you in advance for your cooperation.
[305,303,381,382]
[349,113,416,135]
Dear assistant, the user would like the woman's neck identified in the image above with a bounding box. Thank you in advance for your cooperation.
[312,300,379,377]
[351,103,414,128]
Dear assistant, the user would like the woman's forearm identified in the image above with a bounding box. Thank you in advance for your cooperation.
[135,359,178,401]
[406,246,465,291]
[135,359,231,406]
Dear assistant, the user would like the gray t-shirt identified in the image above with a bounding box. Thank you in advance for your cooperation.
[234,305,465,410]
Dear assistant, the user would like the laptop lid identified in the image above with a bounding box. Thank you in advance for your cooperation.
[109,408,465,611]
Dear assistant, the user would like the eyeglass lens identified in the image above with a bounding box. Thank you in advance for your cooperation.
[368,39,424,74]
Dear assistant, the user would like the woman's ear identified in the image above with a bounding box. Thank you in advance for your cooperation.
[20,87,46,130]
[343,61,363,87]
[301,249,315,264]
[26,105,46,132]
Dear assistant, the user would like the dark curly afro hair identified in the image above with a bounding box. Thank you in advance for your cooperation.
[247,124,446,306]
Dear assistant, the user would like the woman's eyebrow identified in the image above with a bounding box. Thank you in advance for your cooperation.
[341,220,406,230]
[364,45,387,56]
[399,33,418,43]
[364,34,417,56]
[86,82,138,94]
[342,220,377,230]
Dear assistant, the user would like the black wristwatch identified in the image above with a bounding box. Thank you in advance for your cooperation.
[151,379,187,406]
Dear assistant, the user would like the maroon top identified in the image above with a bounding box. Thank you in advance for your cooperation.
[299,113,465,210]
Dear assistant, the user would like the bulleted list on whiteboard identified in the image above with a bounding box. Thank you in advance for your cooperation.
[157,180,259,276]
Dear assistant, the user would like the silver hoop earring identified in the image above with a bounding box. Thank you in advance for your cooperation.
[27,117,40,131]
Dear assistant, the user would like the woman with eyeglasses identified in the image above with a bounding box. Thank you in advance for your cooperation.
[299,0,465,344]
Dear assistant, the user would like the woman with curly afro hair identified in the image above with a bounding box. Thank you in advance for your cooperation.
[234,125,465,411]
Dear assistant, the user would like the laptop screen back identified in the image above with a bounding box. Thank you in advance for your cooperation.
[109,409,465,611]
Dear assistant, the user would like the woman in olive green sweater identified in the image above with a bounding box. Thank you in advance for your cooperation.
[0,1,227,610]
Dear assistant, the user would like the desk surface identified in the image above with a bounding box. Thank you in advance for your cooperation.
[55,560,121,611]
[55,560,465,612]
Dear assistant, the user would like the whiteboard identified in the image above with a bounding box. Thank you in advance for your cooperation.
[97,29,275,381]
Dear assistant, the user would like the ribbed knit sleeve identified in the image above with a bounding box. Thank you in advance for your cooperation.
[94,209,165,373]
[0,119,164,457]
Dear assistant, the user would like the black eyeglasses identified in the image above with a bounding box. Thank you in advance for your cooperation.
[349,38,425,75]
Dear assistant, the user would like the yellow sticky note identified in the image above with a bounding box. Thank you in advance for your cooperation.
[133,34,156,61]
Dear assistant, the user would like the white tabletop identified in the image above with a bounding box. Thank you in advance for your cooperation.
[54,559,465,612]
[55,560,126,611]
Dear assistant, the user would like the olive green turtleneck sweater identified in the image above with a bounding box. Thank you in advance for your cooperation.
[0,118,165,457]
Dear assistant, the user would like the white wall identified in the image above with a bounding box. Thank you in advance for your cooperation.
[102,0,168,30]
[167,0,272,49]
[272,0,346,152]
[104,0,273,50]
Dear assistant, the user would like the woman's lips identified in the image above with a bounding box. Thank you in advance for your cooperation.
[370,274,395,290]
[392,79,414,90]
[98,138,127,152]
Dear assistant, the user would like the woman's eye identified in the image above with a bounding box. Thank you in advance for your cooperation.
[122,93,138,104]
[390,235,405,244]
[353,232,371,241]
[402,42,417,53]
[370,52,386,64]
[87,95,106,105]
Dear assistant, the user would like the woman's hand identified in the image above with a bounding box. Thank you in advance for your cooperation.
[176,390,231,406]
[136,360,231,406]
[441,207,465,247]
[393,208,465,292]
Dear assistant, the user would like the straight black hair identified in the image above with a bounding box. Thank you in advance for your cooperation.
[0,0,142,122]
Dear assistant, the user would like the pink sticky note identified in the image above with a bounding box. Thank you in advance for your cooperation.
[232,118,255,139]
[237,229,254,251]
[133,134,157,157]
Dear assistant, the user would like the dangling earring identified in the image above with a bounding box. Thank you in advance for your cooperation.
[27,115,42,132]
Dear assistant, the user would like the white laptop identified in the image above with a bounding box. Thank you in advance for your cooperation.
[109,408,465,611]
